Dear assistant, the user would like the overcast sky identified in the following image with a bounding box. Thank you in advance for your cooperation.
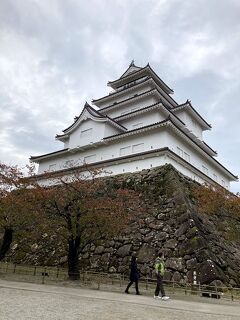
[0,0,239,192]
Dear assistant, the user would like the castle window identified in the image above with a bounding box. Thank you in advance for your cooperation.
[192,120,197,128]
[84,154,96,163]
[49,164,56,171]
[64,160,74,168]
[120,146,131,156]
[177,147,183,158]
[184,152,190,162]
[132,143,144,153]
[80,128,92,138]
[131,107,138,112]
[202,165,208,175]
[132,122,143,129]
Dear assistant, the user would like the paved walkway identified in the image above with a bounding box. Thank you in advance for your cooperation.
[0,279,239,320]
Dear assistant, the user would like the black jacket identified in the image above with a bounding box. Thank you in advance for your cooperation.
[130,260,140,282]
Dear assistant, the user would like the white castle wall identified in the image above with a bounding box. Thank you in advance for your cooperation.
[68,119,119,149]
[102,95,158,118]
[37,153,220,189]
[174,109,203,139]
[98,82,152,109]
[37,126,230,189]
[118,109,166,130]
[163,129,229,188]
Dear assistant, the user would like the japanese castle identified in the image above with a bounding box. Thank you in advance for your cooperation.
[30,61,238,189]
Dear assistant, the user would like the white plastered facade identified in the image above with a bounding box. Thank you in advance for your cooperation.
[30,63,238,189]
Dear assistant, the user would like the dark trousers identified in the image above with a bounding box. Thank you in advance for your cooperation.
[125,280,139,294]
[155,275,165,297]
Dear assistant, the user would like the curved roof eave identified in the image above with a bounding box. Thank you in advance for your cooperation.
[107,64,174,95]
[99,88,160,112]
[58,103,126,137]
[173,101,211,130]
[103,119,237,180]
[30,148,69,163]
[92,77,150,105]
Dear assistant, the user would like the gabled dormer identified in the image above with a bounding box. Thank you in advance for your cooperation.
[55,103,126,150]
[172,100,211,140]
[119,60,142,78]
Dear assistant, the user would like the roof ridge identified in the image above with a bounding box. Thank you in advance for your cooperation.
[105,115,127,131]
[100,88,158,111]
[172,100,211,128]
[92,77,150,103]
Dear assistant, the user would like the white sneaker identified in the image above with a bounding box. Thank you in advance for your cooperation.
[154,295,161,299]
[162,296,170,301]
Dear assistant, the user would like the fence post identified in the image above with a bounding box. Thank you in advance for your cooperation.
[42,272,45,284]
[42,267,47,284]
[33,266,37,276]
[13,264,17,274]
[57,267,59,279]
[193,270,197,285]
[5,262,8,273]
[231,287,234,302]
[97,275,100,290]
[172,280,175,294]
[215,282,218,298]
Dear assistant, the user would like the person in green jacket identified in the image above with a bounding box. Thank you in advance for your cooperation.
[154,251,169,300]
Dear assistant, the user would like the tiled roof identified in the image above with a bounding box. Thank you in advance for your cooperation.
[113,101,185,126]
[108,64,174,94]
[99,88,159,112]
[172,100,211,129]
[57,102,127,138]
[30,148,68,161]
[92,77,150,104]
[104,117,217,158]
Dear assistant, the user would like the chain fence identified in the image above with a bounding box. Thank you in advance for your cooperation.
[0,261,239,302]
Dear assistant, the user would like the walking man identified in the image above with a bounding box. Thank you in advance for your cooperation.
[154,251,169,300]
[125,255,141,295]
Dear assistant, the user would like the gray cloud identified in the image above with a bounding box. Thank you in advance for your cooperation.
[0,0,239,191]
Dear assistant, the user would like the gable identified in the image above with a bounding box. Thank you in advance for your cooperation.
[120,65,142,78]
[173,109,204,139]
[68,117,121,149]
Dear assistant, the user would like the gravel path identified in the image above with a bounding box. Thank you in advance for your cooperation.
[0,279,239,320]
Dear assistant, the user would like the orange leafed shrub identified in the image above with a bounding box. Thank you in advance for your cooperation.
[192,183,240,217]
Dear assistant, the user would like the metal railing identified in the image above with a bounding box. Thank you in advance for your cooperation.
[0,262,239,302]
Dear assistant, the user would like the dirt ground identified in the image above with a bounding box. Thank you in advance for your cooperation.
[0,279,239,320]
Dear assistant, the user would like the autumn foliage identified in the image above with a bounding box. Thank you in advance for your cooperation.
[36,167,139,279]
[192,183,240,217]
[0,162,140,280]
[0,162,39,259]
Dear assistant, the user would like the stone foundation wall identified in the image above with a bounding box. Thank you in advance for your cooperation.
[6,164,240,287]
